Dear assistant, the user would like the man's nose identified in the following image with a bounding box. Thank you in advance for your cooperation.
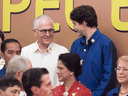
[51,84,54,90]
[45,31,50,36]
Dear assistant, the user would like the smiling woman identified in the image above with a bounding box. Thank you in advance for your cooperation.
[106,56,128,96]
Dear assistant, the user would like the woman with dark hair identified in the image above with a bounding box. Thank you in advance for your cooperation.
[53,53,92,96]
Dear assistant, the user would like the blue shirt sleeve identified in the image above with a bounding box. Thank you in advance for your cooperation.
[92,41,117,96]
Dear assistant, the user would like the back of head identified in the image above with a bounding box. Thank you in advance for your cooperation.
[6,55,30,76]
[33,15,54,30]
[58,53,82,78]
[1,38,22,53]
[70,5,98,28]
[22,68,49,96]
[0,76,21,91]
[0,30,5,42]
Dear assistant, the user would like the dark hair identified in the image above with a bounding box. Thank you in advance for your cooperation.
[70,5,98,28]
[22,68,49,96]
[0,30,5,41]
[0,76,21,91]
[1,38,22,53]
[58,53,82,78]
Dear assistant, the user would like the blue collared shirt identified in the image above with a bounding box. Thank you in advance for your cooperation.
[70,29,117,96]
[106,85,120,96]
[0,65,6,77]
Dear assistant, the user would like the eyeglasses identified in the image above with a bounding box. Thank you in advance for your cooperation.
[115,67,128,71]
[36,29,55,34]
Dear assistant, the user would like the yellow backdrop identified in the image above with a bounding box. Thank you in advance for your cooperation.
[0,0,128,57]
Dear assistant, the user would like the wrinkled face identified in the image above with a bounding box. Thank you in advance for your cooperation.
[0,85,21,96]
[116,60,128,84]
[1,42,21,68]
[38,74,54,96]
[72,20,85,37]
[34,17,54,47]
[57,60,71,82]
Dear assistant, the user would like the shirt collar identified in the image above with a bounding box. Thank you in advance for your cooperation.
[46,43,52,54]
[33,41,40,52]
[113,85,121,95]
[80,28,100,45]
[34,41,52,54]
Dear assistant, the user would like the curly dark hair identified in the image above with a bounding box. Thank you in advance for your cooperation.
[70,5,98,28]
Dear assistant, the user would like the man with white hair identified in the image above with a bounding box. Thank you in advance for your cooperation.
[21,15,68,87]
[6,55,32,96]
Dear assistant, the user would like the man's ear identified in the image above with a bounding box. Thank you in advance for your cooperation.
[15,71,22,82]
[33,28,37,36]
[82,21,87,27]
[1,52,5,59]
[31,86,40,95]
[0,89,3,95]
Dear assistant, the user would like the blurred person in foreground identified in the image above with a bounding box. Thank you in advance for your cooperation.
[0,30,5,57]
[70,5,117,96]
[0,38,21,77]
[6,55,32,96]
[21,15,68,87]
[106,56,128,96]
[53,53,92,96]
[22,68,54,96]
[0,76,21,96]
[0,30,5,72]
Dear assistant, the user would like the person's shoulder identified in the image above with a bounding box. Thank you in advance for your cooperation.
[79,82,90,91]
[51,42,68,51]
[106,85,120,96]
[52,42,66,48]
[21,42,36,55]
[98,31,113,43]
[53,85,62,95]
[96,32,115,48]
[54,85,62,90]
[106,88,116,96]
[22,42,35,50]
[78,82,92,95]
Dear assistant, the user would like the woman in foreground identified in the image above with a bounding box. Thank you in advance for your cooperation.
[53,53,92,96]
[106,55,128,96]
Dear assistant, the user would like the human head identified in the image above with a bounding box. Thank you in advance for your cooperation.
[0,76,21,96]
[22,68,53,96]
[1,38,22,68]
[0,30,5,47]
[6,55,32,84]
[33,15,54,47]
[116,55,128,84]
[33,15,54,30]
[0,30,5,42]
[70,5,98,28]
[0,30,5,56]
[58,53,82,78]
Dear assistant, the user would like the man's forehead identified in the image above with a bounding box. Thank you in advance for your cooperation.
[6,85,21,91]
[6,42,20,46]
[5,42,20,50]
[41,74,51,84]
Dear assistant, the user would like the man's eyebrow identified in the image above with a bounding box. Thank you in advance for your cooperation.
[8,50,13,51]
